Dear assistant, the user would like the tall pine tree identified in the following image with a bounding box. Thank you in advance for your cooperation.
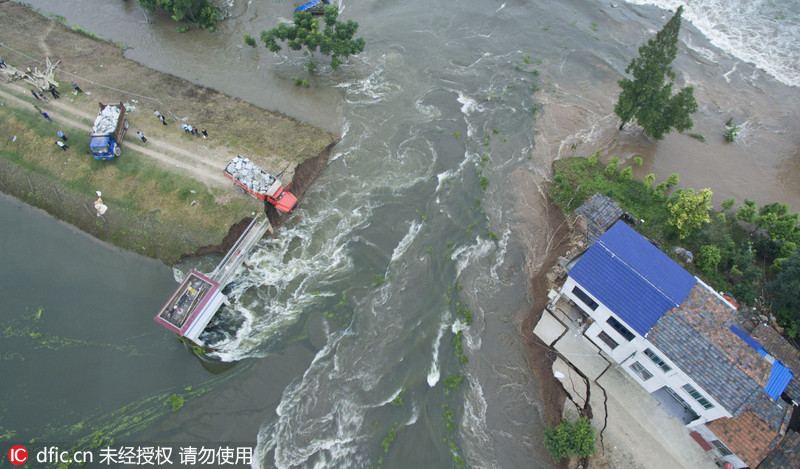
[615,6,697,140]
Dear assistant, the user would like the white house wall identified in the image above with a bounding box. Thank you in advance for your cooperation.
[561,276,731,425]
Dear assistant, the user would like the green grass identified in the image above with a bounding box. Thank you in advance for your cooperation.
[549,157,673,240]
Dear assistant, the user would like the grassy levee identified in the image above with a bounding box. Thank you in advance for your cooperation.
[0,1,337,264]
[0,103,259,264]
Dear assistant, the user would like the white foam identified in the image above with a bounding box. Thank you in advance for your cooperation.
[624,0,800,87]
[456,91,484,116]
[427,318,450,386]
[451,237,495,277]
[335,57,401,103]
[459,373,496,466]
[391,220,423,263]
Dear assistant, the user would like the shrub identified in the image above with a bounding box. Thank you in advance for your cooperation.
[696,245,721,275]
[634,156,643,166]
[736,199,758,224]
[721,198,736,211]
[666,173,680,187]
[543,417,595,460]
[587,150,600,165]
[604,157,619,178]
[243,34,256,47]
[668,188,713,239]
[620,167,633,180]
[645,173,656,186]
[725,124,739,142]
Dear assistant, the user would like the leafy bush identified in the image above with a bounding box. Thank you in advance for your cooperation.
[668,188,712,239]
[666,173,680,187]
[725,124,739,142]
[604,157,619,178]
[243,34,256,47]
[620,167,633,180]
[543,417,595,460]
[736,199,757,224]
[721,198,736,211]
[695,245,721,275]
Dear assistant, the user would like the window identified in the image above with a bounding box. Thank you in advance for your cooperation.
[644,348,672,373]
[711,440,733,457]
[629,361,653,381]
[572,286,599,311]
[682,384,714,410]
[597,331,619,350]
[606,316,635,341]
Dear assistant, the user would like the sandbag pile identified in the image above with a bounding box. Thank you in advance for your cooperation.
[225,157,277,194]
[92,105,121,134]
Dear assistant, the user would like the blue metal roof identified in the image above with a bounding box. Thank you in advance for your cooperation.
[728,325,794,400]
[729,324,765,352]
[765,361,793,400]
[296,0,322,12]
[569,221,697,336]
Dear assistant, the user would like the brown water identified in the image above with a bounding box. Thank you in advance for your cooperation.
[5,0,800,467]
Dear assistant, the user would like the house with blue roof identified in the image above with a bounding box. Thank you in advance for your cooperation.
[554,220,796,468]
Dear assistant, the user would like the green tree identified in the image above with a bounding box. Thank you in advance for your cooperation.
[138,0,221,30]
[261,6,366,70]
[543,417,596,461]
[768,251,800,337]
[756,202,799,242]
[668,188,713,239]
[615,6,698,140]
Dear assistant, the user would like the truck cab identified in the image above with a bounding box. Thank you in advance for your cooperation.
[89,135,121,160]
[265,180,298,213]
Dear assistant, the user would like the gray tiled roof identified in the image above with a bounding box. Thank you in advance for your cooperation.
[574,193,624,244]
[649,311,762,415]
[759,430,800,469]
[748,390,792,431]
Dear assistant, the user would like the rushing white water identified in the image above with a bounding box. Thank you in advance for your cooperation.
[625,0,800,87]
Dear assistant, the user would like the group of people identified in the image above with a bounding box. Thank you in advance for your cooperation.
[181,123,209,139]
[27,85,210,152]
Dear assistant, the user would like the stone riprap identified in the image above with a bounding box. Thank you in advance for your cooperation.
[225,157,277,194]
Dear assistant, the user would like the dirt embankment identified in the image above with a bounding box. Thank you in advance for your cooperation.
[519,199,572,426]
[0,0,338,265]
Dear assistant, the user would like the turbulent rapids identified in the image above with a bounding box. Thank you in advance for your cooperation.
[8,0,800,467]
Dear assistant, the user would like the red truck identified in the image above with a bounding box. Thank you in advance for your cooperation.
[223,157,298,213]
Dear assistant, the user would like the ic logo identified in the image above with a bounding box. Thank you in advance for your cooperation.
[8,445,28,465]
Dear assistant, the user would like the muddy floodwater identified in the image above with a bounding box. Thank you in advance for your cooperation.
[3,0,799,467]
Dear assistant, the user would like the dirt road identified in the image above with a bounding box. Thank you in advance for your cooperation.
[1,84,236,189]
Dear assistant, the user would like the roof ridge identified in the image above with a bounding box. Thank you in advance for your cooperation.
[596,238,685,308]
